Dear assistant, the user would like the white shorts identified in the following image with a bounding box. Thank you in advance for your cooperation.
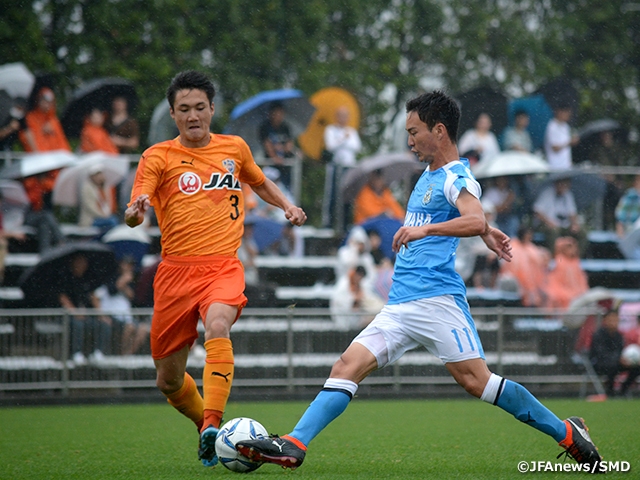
[352,295,484,368]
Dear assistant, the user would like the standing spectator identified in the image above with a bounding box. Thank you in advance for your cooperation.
[0,193,26,284]
[544,105,579,171]
[533,176,586,254]
[502,110,532,152]
[80,108,119,154]
[0,98,27,151]
[458,112,501,163]
[18,87,71,152]
[590,300,640,397]
[78,163,118,231]
[107,96,140,154]
[322,106,362,228]
[259,102,295,189]
[353,169,405,225]
[591,129,626,231]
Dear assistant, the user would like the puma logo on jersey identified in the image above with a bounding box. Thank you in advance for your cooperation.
[181,158,195,165]
[211,371,232,382]
[203,173,241,191]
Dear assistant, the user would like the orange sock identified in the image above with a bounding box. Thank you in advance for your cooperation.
[165,373,204,429]
[202,338,234,431]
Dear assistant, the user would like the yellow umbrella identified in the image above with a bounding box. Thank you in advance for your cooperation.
[298,87,360,161]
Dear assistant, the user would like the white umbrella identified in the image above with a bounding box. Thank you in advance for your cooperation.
[0,180,30,206]
[472,151,550,179]
[339,151,425,203]
[0,151,79,180]
[102,223,150,244]
[52,152,130,207]
[565,287,617,328]
[0,62,35,100]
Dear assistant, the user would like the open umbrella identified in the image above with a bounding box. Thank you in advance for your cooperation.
[61,78,137,138]
[102,223,151,267]
[455,86,508,139]
[472,151,550,179]
[0,89,15,127]
[18,241,117,308]
[298,87,360,160]
[534,169,608,211]
[507,95,554,151]
[0,180,30,206]
[224,89,315,154]
[340,152,424,203]
[147,99,179,145]
[52,152,130,207]
[0,151,78,180]
[535,77,579,111]
[0,62,35,100]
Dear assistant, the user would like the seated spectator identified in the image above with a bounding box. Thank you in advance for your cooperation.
[335,225,377,283]
[22,171,65,252]
[78,163,119,231]
[19,87,71,152]
[106,96,140,154]
[59,253,112,365]
[545,237,589,310]
[238,217,259,286]
[497,225,550,307]
[80,108,119,154]
[254,167,295,222]
[615,173,640,237]
[502,109,532,152]
[589,299,640,397]
[482,176,520,238]
[0,193,26,284]
[330,265,385,330]
[95,257,149,355]
[533,175,587,255]
[353,169,405,225]
[458,112,500,163]
[133,257,160,308]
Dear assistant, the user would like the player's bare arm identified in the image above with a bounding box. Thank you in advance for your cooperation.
[480,225,513,262]
[392,190,486,252]
[124,194,150,228]
[251,178,307,226]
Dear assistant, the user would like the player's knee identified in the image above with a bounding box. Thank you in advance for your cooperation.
[456,375,484,398]
[156,373,183,395]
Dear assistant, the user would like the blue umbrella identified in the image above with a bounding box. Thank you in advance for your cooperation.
[245,214,284,253]
[360,216,403,260]
[224,89,315,154]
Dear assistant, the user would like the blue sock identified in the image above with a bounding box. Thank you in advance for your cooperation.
[496,379,566,442]
[289,389,352,446]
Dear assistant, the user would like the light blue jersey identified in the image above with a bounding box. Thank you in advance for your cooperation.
[388,159,481,304]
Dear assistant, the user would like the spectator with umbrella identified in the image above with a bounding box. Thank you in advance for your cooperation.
[80,107,119,154]
[106,95,140,154]
[18,87,71,153]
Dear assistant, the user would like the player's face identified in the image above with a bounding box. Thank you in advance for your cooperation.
[171,89,214,148]
[406,111,438,164]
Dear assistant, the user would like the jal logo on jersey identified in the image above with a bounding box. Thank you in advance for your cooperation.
[178,172,202,195]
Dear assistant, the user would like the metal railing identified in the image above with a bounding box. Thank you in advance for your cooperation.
[0,306,599,397]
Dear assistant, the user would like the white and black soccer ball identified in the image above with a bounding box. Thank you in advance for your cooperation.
[621,343,640,366]
[215,417,269,472]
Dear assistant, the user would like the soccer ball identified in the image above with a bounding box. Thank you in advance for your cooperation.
[215,417,269,472]
[621,343,640,366]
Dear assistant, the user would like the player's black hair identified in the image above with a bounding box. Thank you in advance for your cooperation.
[166,70,216,109]
[405,91,460,143]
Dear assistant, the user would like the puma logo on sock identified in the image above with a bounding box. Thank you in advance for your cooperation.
[211,371,231,382]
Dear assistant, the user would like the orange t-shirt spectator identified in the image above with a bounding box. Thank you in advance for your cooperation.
[80,108,119,154]
[353,169,405,225]
[19,87,71,152]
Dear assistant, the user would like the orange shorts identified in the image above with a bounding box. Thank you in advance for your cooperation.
[150,255,247,359]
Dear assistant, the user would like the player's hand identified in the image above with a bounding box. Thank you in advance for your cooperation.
[285,206,307,226]
[392,225,428,252]
[125,194,150,227]
[481,226,512,262]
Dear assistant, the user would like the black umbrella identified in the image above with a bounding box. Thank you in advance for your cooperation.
[535,77,579,111]
[18,242,117,308]
[455,86,508,138]
[0,89,13,126]
[61,78,137,138]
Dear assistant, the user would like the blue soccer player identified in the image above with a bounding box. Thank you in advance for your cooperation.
[236,91,602,470]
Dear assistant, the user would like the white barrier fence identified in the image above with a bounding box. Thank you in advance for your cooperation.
[0,307,601,398]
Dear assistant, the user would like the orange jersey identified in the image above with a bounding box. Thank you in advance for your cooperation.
[130,133,266,257]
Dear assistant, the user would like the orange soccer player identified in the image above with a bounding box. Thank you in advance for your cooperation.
[124,71,307,468]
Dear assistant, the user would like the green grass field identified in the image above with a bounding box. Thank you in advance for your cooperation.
[0,398,636,479]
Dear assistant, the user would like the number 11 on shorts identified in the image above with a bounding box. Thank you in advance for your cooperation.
[451,327,476,353]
